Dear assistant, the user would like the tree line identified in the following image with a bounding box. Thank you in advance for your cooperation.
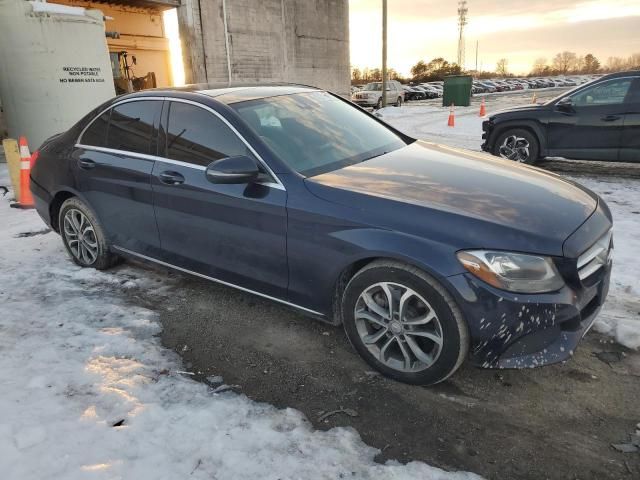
[351,51,640,84]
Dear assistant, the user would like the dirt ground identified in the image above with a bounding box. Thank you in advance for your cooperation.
[118,263,640,480]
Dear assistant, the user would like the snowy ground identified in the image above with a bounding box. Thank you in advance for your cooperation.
[0,163,479,478]
[1,88,638,479]
[379,94,640,350]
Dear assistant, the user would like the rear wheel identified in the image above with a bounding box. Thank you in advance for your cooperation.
[395,96,403,107]
[59,197,120,270]
[375,98,383,110]
[493,128,539,164]
[342,260,469,385]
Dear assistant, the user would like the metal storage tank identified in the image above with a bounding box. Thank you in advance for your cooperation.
[0,0,115,149]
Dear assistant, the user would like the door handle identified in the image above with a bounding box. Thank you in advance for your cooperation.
[159,171,185,185]
[78,159,96,170]
[601,115,621,122]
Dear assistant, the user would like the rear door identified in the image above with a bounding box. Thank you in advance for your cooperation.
[75,99,162,254]
[620,77,640,162]
[546,77,633,160]
[151,100,288,298]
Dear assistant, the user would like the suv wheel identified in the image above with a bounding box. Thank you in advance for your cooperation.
[342,260,469,385]
[395,97,403,107]
[59,197,121,270]
[493,128,539,164]
[375,98,383,110]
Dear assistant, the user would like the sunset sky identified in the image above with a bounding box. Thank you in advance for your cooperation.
[349,0,640,75]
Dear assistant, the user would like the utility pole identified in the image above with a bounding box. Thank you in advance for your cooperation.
[457,1,468,68]
[381,0,388,107]
[475,40,479,72]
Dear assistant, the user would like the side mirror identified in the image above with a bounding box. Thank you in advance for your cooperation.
[556,96,573,112]
[205,155,260,184]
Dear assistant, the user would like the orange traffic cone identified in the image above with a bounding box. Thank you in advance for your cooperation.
[447,103,455,127]
[479,98,486,117]
[14,136,34,209]
[532,92,537,104]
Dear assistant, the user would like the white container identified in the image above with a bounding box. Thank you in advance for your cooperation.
[0,0,115,149]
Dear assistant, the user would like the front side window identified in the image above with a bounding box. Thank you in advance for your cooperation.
[106,100,161,155]
[232,91,408,176]
[570,78,633,107]
[165,102,248,166]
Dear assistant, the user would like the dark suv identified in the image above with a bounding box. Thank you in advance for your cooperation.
[482,71,640,163]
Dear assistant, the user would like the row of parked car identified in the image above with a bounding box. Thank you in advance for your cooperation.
[351,75,601,105]
[472,75,596,94]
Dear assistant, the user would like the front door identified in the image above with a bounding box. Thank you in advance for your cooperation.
[151,100,288,298]
[546,77,634,161]
[620,77,640,162]
[74,99,162,254]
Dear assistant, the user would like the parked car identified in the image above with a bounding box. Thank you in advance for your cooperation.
[351,80,404,108]
[31,85,613,385]
[414,85,439,99]
[482,71,640,163]
[403,86,424,101]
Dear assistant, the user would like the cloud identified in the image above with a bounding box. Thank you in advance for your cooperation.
[349,0,640,74]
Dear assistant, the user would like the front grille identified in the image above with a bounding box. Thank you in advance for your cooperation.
[577,229,613,281]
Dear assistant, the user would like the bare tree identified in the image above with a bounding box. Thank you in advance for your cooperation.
[496,58,509,76]
[607,56,627,71]
[629,53,640,69]
[552,51,577,75]
[532,57,547,75]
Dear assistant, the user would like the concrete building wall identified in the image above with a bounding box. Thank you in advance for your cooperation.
[178,0,349,96]
[53,1,173,87]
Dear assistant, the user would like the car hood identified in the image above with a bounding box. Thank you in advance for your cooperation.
[305,141,598,256]
[491,104,547,117]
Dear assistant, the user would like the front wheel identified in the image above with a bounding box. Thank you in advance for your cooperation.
[493,128,539,164]
[375,98,383,110]
[342,260,469,385]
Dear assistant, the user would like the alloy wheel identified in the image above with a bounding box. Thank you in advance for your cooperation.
[354,282,443,372]
[63,208,99,265]
[498,135,530,162]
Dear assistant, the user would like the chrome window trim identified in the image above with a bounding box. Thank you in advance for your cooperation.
[112,245,324,317]
[75,95,286,191]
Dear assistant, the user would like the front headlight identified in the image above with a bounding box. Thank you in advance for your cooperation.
[456,250,565,293]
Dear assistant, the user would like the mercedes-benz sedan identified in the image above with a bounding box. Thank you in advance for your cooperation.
[30,85,613,385]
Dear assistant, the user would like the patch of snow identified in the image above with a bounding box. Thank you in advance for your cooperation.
[0,163,480,479]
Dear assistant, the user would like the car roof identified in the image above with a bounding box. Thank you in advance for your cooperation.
[118,83,322,105]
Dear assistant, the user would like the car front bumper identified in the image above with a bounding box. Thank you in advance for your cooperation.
[352,98,377,107]
[480,118,494,152]
[447,260,611,369]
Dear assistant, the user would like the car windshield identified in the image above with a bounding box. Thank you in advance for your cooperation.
[232,91,408,177]
[363,83,383,91]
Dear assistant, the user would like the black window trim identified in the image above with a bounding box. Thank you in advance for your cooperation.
[76,96,285,191]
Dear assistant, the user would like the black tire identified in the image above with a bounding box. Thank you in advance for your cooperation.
[395,97,402,107]
[492,128,539,164]
[342,260,469,386]
[375,98,383,110]
[59,197,121,270]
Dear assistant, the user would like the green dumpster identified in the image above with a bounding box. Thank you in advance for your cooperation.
[442,75,472,107]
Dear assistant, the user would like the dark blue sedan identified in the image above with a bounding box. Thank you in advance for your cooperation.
[30,85,613,385]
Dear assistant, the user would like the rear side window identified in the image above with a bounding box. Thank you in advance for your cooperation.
[105,100,160,155]
[165,101,248,166]
[81,111,110,147]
